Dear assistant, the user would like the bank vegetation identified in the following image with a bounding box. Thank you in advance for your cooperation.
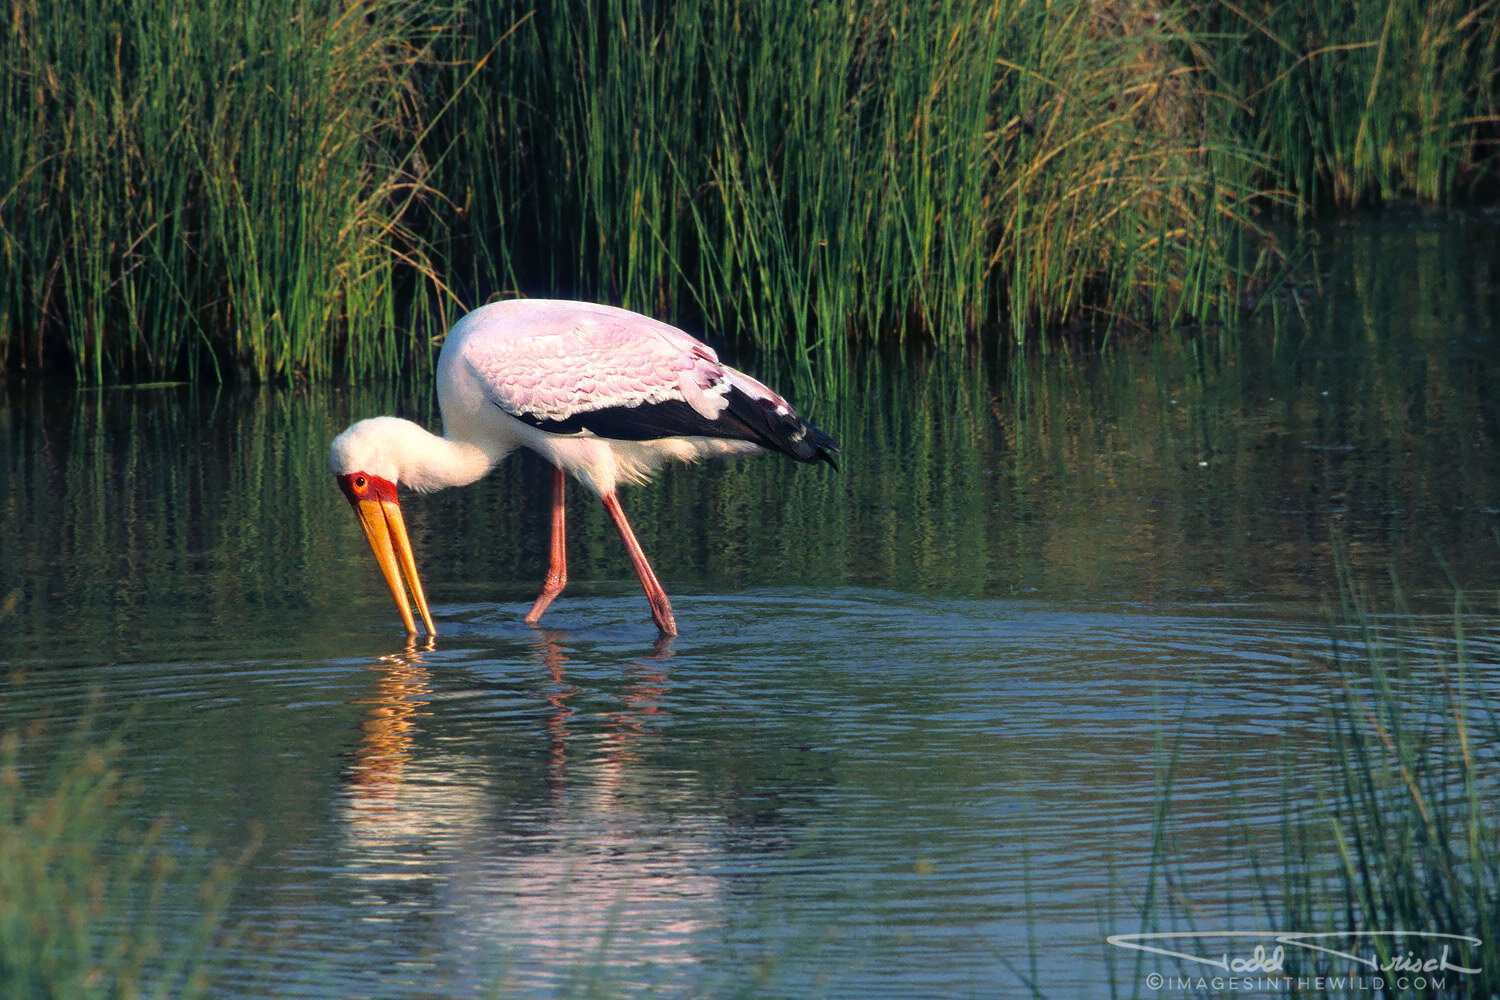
[2,0,1496,382]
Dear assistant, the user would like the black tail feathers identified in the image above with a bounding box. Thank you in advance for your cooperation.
[726,387,840,469]
[798,422,841,470]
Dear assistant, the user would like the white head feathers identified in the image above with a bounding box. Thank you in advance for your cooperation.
[329,416,495,494]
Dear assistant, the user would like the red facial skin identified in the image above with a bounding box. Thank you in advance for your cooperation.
[336,472,399,506]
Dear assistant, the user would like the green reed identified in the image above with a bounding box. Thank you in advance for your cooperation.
[0,0,451,383]
[1269,582,1498,997]
[0,711,242,999]
[439,0,1262,365]
[3,0,1495,383]
[1193,0,1500,208]
[1132,577,1500,999]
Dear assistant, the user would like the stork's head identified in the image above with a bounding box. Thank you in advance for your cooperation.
[330,418,436,636]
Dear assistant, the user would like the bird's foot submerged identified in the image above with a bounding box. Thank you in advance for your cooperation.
[647,593,677,637]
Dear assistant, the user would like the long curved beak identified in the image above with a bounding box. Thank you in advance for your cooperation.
[348,494,436,637]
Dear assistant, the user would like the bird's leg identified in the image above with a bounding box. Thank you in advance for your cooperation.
[524,466,568,625]
[600,491,677,637]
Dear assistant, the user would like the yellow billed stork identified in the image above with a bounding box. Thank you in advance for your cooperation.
[330,299,839,637]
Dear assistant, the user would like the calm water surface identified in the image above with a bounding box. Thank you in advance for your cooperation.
[2,211,1498,997]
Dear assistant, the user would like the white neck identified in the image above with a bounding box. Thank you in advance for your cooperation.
[401,424,499,493]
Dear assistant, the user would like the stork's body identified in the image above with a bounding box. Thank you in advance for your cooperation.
[330,299,838,637]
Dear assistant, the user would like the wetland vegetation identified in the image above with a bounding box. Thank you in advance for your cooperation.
[2,0,1496,382]
[2,2,1498,997]
[3,209,1499,997]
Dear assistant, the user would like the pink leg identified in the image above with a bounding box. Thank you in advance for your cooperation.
[525,467,568,625]
[601,491,677,637]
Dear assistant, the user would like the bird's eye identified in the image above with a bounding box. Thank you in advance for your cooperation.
[354,475,367,489]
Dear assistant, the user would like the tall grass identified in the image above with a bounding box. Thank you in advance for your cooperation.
[1133,579,1499,999]
[2,0,1495,382]
[0,0,452,383]
[0,711,241,998]
[1268,582,1499,997]
[1195,0,1500,207]
[440,0,1262,363]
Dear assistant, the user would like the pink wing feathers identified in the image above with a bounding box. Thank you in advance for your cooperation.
[459,301,733,424]
[452,299,838,465]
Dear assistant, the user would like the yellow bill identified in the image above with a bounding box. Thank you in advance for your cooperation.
[339,473,436,636]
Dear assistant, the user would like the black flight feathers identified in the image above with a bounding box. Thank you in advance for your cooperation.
[503,385,840,469]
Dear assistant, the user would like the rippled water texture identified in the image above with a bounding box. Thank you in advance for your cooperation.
[2,211,1498,997]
